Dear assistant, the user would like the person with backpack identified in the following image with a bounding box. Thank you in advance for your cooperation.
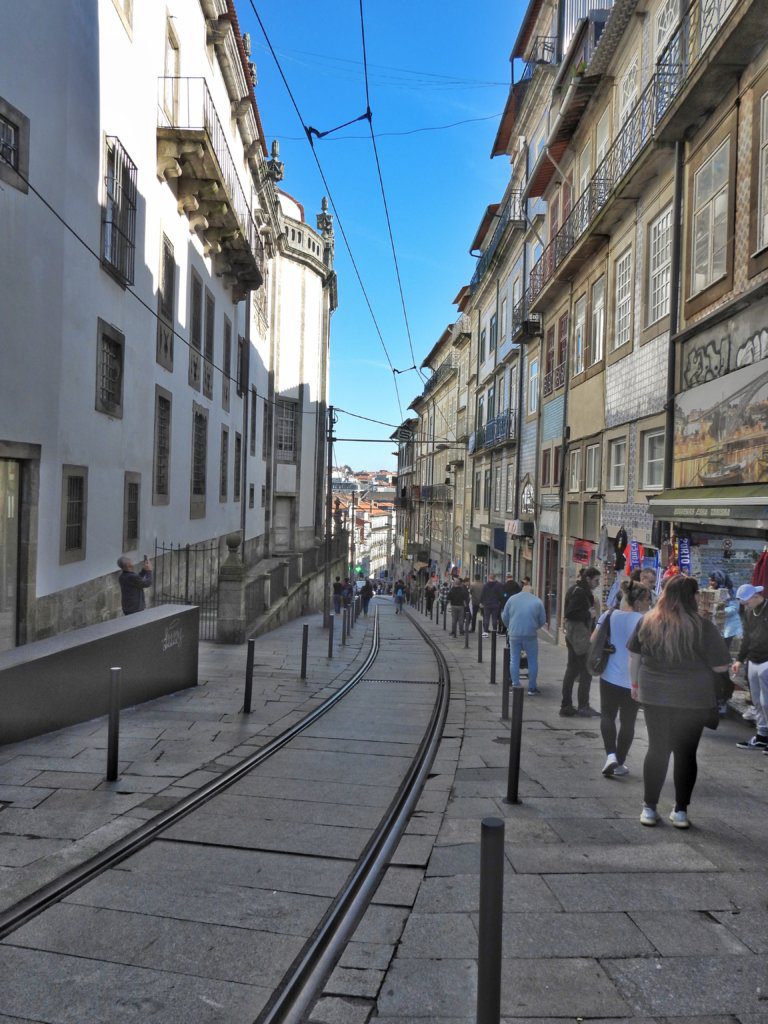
[628,574,730,828]
[394,580,405,614]
[593,579,651,778]
[561,566,601,717]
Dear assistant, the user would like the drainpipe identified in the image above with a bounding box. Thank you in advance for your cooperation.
[513,225,528,579]
[240,292,251,548]
[663,141,685,494]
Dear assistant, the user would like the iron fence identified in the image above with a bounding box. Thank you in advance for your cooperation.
[154,539,220,641]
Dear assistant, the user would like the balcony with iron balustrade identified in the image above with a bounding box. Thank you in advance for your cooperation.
[468,411,517,455]
[542,362,566,398]
[422,355,457,396]
[509,287,542,340]
[529,0,767,313]
[470,190,525,293]
[157,77,264,300]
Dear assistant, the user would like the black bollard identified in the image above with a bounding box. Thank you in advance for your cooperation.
[505,686,525,804]
[443,602,447,631]
[464,611,470,649]
[490,631,497,685]
[341,608,347,646]
[300,623,309,680]
[106,666,121,781]
[327,613,334,658]
[476,816,505,1024]
[501,640,511,720]
[477,626,483,664]
[243,638,255,714]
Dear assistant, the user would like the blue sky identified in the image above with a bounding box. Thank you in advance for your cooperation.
[240,1,524,469]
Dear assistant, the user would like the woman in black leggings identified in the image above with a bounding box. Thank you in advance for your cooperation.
[627,575,730,829]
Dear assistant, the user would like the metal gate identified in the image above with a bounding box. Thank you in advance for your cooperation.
[154,540,220,640]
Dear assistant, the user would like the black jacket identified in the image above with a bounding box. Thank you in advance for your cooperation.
[480,580,503,607]
[563,580,595,624]
[738,603,768,664]
[448,584,469,608]
[119,569,152,615]
[500,579,522,604]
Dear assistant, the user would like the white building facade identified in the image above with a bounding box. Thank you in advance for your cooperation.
[0,0,336,649]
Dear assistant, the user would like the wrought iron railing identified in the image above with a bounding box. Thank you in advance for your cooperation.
[157,77,263,267]
[470,190,524,291]
[420,484,453,502]
[542,362,566,398]
[520,36,558,82]
[423,355,456,395]
[529,0,738,303]
[450,312,471,341]
[510,288,542,336]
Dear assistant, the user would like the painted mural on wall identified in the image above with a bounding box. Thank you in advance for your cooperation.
[674,359,768,487]
[680,297,768,390]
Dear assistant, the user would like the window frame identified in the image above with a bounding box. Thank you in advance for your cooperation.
[190,401,208,519]
[95,318,124,418]
[585,443,600,493]
[234,432,242,502]
[156,235,175,370]
[613,247,632,351]
[690,139,729,296]
[748,72,768,276]
[483,469,491,510]
[573,294,586,375]
[0,94,29,192]
[607,437,627,491]
[220,425,229,502]
[203,289,215,399]
[275,399,298,464]
[647,204,673,328]
[188,269,203,390]
[568,448,581,493]
[641,428,665,490]
[528,356,539,415]
[541,448,551,487]
[589,275,606,366]
[101,135,137,286]
[60,465,88,564]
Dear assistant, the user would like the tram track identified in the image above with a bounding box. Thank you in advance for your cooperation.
[0,603,451,1024]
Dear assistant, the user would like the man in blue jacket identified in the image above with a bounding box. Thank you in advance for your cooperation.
[500,582,546,694]
[117,555,152,615]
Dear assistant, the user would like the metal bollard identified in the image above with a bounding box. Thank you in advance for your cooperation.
[465,612,470,648]
[327,613,334,658]
[501,641,511,720]
[243,638,255,714]
[490,631,497,685]
[477,625,483,664]
[476,816,505,1024]
[106,666,121,781]
[505,686,525,804]
[341,608,347,646]
[443,602,447,631]
[300,623,309,680]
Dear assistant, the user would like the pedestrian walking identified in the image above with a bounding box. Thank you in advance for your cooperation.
[732,584,768,750]
[500,581,546,693]
[628,575,730,828]
[394,579,405,614]
[332,576,343,615]
[117,555,152,615]
[560,566,601,717]
[498,573,522,634]
[360,579,373,617]
[448,577,469,636]
[480,573,503,636]
[596,579,651,778]
[424,580,436,615]
[469,576,483,632]
[341,578,353,609]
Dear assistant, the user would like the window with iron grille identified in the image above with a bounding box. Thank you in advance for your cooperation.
[153,388,172,505]
[203,290,215,398]
[123,472,140,550]
[220,426,229,501]
[222,318,231,411]
[0,112,18,169]
[101,136,137,285]
[648,206,672,325]
[613,249,632,350]
[262,399,272,459]
[234,432,242,501]
[275,400,298,463]
[250,387,257,455]
[156,236,175,370]
[190,402,207,518]
[60,465,87,563]
[95,319,124,417]
[189,270,202,389]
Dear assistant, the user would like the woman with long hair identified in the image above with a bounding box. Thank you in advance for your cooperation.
[628,575,730,828]
[595,580,652,778]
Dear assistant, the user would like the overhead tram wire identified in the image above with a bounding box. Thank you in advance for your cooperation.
[275,111,505,142]
[11,143,405,433]
[247,0,407,423]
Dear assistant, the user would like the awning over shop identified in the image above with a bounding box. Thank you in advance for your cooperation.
[648,485,768,526]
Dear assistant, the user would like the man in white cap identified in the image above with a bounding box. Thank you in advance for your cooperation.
[732,584,768,750]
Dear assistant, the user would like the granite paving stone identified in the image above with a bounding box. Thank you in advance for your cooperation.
[506,841,718,874]
[630,910,754,955]
[372,866,424,907]
[324,966,384,999]
[308,996,374,1024]
[544,871,739,912]
[499,958,630,1018]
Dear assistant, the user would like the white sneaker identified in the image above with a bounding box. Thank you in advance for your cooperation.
[602,753,617,777]
[482,632,490,638]
[640,805,659,827]
[669,809,690,829]
[742,706,758,721]
[612,763,629,777]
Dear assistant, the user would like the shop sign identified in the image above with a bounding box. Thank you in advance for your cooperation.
[669,504,754,519]
[678,537,692,574]
[572,540,594,565]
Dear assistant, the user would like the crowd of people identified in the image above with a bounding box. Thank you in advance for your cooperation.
[386,562,764,831]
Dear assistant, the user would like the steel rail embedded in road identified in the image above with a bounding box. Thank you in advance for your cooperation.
[255,608,451,1024]
[0,611,381,941]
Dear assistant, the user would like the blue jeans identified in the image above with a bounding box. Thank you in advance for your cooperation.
[510,636,538,689]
